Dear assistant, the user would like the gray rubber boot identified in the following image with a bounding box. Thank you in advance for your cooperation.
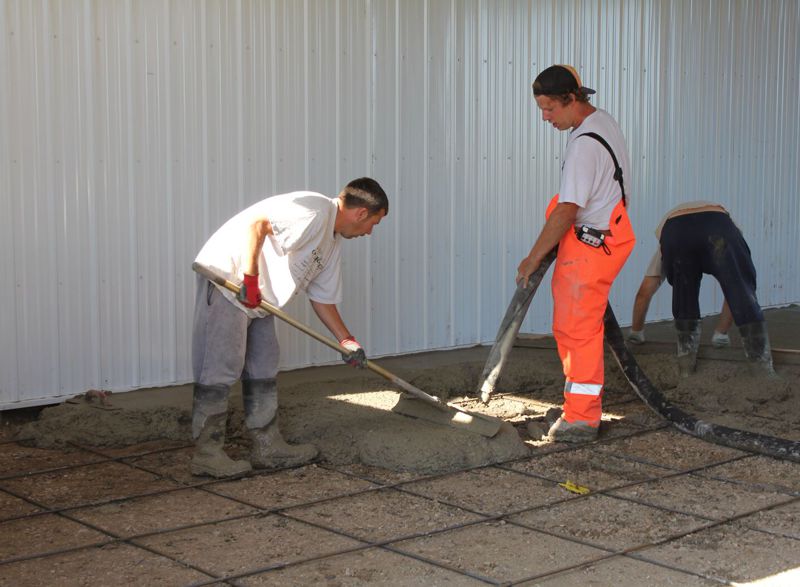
[547,416,599,443]
[675,319,701,377]
[191,384,252,478]
[243,379,318,469]
[738,321,777,376]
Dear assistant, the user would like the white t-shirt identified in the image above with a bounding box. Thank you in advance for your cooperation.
[645,201,730,278]
[195,192,342,318]
[559,109,631,230]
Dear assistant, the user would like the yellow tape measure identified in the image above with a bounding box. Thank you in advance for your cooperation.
[558,480,590,495]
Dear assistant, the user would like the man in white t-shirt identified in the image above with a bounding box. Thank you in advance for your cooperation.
[626,202,774,377]
[517,65,636,443]
[191,177,388,478]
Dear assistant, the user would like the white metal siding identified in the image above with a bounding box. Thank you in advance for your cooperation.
[2,0,799,408]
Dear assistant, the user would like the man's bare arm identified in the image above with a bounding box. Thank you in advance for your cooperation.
[516,202,578,287]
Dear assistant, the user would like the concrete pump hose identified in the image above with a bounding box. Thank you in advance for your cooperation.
[478,247,800,462]
[603,305,800,463]
[477,249,558,403]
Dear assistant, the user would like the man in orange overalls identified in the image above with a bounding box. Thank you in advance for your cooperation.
[517,65,636,442]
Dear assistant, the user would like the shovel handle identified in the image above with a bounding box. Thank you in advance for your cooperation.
[191,262,448,411]
[193,262,347,355]
[362,362,447,409]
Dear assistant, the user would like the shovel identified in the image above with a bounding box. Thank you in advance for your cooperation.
[192,263,502,437]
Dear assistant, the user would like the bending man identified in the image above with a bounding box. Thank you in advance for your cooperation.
[629,202,774,377]
[192,178,388,477]
[517,65,635,443]
[628,204,733,347]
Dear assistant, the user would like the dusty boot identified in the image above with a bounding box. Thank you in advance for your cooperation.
[547,416,599,443]
[243,379,318,469]
[675,319,701,377]
[738,321,777,376]
[191,384,252,478]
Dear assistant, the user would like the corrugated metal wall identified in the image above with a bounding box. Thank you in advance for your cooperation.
[2,0,798,408]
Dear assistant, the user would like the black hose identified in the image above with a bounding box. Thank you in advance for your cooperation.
[476,249,558,403]
[477,249,800,462]
[603,305,800,463]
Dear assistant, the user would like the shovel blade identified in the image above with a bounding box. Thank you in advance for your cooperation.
[392,397,503,438]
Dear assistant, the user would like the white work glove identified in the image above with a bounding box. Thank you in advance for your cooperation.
[711,330,731,348]
[626,330,645,345]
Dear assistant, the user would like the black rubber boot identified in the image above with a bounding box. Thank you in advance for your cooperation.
[243,379,318,469]
[191,384,252,478]
[738,321,777,376]
[675,319,701,378]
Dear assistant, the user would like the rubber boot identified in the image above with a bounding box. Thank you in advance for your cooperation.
[547,416,599,443]
[243,379,318,469]
[191,384,252,478]
[675,319,701,378]
[738,321,777,376]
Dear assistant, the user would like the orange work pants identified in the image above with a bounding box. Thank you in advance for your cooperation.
[547,196,635,426]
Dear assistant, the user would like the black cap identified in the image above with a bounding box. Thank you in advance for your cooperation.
[533,64,595,96]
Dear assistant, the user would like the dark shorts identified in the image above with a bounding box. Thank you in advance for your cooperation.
[660,211,763,325]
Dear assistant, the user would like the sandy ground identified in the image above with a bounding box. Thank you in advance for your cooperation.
[2,307,800,585]
[14,332,800,472]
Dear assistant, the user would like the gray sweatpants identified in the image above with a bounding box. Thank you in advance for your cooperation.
[192,276,280,387]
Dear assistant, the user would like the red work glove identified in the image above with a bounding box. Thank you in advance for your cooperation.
[236,273,262,308]
[339,336,367,369]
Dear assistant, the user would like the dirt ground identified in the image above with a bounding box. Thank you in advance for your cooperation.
[1,307,799,585]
